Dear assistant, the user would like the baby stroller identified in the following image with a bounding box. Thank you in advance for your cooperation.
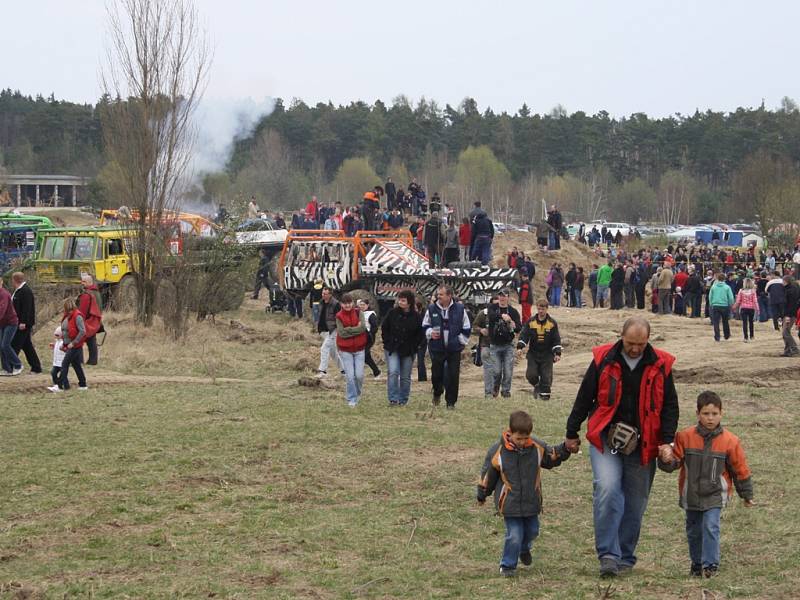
[267,282,287,313]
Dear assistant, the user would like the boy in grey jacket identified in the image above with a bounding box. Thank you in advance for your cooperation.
[477,411,570,576]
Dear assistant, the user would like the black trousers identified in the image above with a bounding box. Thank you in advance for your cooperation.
[60,347,86,390]
[11,328,42,372]
[635,284,646,309]
[85,335,99,365]
[364,338,380,376]
[430,350,462,406]
[525,353,554,395]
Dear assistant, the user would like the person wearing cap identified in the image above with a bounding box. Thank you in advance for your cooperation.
[487,289,522,398]
[516,298,561,400]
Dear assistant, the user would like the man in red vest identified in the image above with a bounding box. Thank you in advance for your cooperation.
[564,316,678,578]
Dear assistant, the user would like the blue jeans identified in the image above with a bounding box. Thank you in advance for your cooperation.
[596,285,609,307]
[385,351,413,405]
[589,438,656,566]
[340,350,364,405]
[757,296,769,322]
[686,508,721,568]
[501,516,540,569]
[550,286,562,307]
[0,324,21,373]
[573,289,583,308]
[489,344,515,394]
[481,346,495,395]
[472,235,492,265]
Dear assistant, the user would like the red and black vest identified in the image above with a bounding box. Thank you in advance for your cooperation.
[65,309,86,349]
[586,343,675,465]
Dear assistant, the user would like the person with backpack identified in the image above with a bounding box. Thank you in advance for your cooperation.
[486,289,522,399]
[77,275,103,366]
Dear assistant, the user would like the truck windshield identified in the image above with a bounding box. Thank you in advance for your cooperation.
[68,237,96,260]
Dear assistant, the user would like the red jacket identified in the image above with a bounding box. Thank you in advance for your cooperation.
[586,343,676,465]
[78,286,103,337]
[65,309,86,349]
[673,271,688,291]
[459,223,471,246]
[335,308,368,353]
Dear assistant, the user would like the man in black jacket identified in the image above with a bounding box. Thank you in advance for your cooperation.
[11,272,42,374]
[683,267,703,318]
[385,177,396,211]
[316,288,342,377]
[781,275,799,357]
[517,299,561,400]
[470,211,495,265]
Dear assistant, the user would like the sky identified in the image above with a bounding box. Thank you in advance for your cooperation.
[4,0,800,118]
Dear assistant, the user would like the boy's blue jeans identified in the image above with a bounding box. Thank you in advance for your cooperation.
[501,516,539,569]
[686,508,721,568]
[589,439,656,567]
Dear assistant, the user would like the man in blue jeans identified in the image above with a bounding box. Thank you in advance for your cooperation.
[0,276,23,376]
[563,317,679,577]
[486,289,522,398]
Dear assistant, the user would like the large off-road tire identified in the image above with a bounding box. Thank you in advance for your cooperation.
[111,275,137,312]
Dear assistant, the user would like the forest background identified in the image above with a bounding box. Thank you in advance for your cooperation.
[2,89,799,236]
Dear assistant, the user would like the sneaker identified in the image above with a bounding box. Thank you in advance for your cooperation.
[78,386,89,391]
[519,551,532,566]
[532,385,539,399]
[11,367,23,376]
[539,393,551,401]
[703,565,718,578]
[617,563,633,574]
[599,557,618,578]
[690,563,702,577]
[499,566,517,577]
[492,386,500,398]
[29,369,43,375]
[0,371,11,377]
[484,395,494,401]
[445,405,455,410]
[315,370,327,378]
[432,393,442,406]
[47,385,62,393]
[501,391,511,398]
[347,401,358,408]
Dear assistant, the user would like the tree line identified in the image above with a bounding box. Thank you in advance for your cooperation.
[2,89,800,235]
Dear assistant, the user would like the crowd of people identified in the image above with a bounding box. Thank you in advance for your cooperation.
[0,272,103,389]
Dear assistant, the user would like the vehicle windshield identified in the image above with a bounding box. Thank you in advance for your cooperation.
[41,236,66,259]
[68,236,95,260]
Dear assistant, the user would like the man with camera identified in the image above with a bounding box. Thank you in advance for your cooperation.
[563,316,678,578]
[486,289,522,398]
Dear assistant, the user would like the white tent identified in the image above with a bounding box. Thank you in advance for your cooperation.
[742,232,766,248]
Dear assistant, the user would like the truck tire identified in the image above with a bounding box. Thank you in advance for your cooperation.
[111,275,137,312]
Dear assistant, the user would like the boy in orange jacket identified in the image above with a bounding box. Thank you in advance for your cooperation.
[659,391,754,578]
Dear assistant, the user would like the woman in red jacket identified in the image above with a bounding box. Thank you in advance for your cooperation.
[336,294,368,407]
[459,218,471,261]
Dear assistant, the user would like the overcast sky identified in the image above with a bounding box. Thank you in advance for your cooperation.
[6,0,800,118]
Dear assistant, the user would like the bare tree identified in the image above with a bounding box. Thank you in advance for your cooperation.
[100,0,210,326]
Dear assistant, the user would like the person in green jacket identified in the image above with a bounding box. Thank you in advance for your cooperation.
[596,261,613,308]
[708,273,735,342]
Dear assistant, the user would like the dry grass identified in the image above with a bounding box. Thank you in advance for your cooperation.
[1,292,798,598]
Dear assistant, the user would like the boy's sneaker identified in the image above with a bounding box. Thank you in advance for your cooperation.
[11,367,23,376]
[599,557,618,577]
[47,385,62,393]
[703,565,718,578]
[690,563,703,577]
[315,370,327,378]
[499,566,516,577]
[519,551,532,566]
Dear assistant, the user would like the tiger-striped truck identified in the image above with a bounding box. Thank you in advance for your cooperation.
[277,229,518,314]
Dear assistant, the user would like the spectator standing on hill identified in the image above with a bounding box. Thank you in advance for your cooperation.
[517,299,562,400]
[10,272,41,374]
[589,264,599,307]
[574,266,585,308]
[470,210,495,265]
[565,263,577,307]
[459,217,472,261]
[0,276,22,376]
[336,294,368,407]
[517,270,533,322]
[564,316,678,577]
[610,262,625,310]
[424,211,446,268]
[385,177,396,211]
[549,264,564,307]
[381,290,424,406]
[422,285,471,409]
[443,219,460,265]
[684,267,703,318]
[546,205,562,250]
[487,289,522,398]
[624,261,637,308]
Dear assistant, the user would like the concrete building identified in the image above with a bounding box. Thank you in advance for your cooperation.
[2,174,90,207]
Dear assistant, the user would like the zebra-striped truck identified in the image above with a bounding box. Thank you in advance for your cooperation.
[277,230,518,315]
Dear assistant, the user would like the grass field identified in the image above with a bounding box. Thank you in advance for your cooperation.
[1,304,799,599]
